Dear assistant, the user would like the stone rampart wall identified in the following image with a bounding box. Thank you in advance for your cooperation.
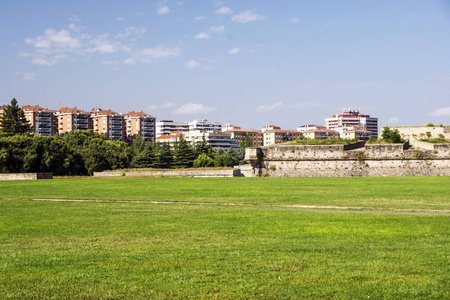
[389,126,450,143]
[94,169,241,177]
[0,173,53,180]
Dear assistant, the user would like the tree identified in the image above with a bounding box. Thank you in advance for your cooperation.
[381,127,403,143]
[0,98,32,136]
[173,136,196,168]
[193,153,214,168]
[239,136,253,148]
[153,142,173,169]
[214,153,235,167]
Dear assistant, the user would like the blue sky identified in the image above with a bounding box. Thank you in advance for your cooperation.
[1,0,449,129]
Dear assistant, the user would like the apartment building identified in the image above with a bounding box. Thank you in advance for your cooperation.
[123,111,156,143]
[261,125,281,133]
[185,130,237,150]
[222,126,263,147]
[297,124,326,132]
[22,105,57,136]
[188,119,221,132]
[340,129,372,140]
[325,109,378,138]
[155,131,184,148]
[156,120,189,138]
[55,107,91,135]
[263,130,302,146]
[303,129,339,139]
[90,108,125,141]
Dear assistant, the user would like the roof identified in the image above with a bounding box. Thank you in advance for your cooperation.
[224,129,261,133]
[156,132,184,140]
[56,107,89,114]
[304,129,339,133]
[22,105,52,112]
[265,129,301,133]
[298,124,326,128]
[90,109,121,117]
[123,111,155,118]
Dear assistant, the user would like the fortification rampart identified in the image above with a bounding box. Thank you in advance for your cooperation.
[244,142,450,177]
[0,173,53,180]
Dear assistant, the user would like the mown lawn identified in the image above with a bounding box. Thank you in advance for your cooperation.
[0,177,449,299]
[1,176,450,209]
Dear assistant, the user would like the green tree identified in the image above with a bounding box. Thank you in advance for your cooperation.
[239,136,253,148]
[154,142,173,169]
[214,153,235,167]
[193,153,214,168]
[381,127,404,143]
[195,135,215,158]
[0,98,32,136]
[173,136,196,168]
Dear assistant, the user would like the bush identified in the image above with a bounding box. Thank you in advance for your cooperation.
[214,154,235,167]
[193,154,214,168]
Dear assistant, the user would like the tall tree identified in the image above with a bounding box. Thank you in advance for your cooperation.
[173,136,196,168]
[0,98,32,136]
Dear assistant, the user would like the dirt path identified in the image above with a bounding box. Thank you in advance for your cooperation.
[31,198,450,214]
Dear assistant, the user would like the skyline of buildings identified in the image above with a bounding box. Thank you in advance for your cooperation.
[2,102,381,148]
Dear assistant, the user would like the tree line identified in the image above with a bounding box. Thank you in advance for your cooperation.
[0,99,248,175]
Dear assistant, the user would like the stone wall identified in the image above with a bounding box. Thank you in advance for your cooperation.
[94,169,242,177]
[0,173,53,180]
[245,142,450,177]
[388,126,450,143]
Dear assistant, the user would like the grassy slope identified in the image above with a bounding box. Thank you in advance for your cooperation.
[0,177,449,298]
[1,176,449,209]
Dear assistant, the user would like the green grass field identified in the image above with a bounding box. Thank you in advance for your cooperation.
[1,177,449,299]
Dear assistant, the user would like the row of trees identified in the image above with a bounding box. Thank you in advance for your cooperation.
[0,131,246,175]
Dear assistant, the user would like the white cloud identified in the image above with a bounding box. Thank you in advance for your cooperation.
[87,35,118,53]
[158,6,170,15]
[26,29,80,49]
[210,25,225,33]
[127,46,182,64]
[115,27,146,39]
[185,60,201,69]
[389,117,399,124]
[32,56,65,66]
[102,60,120,65]
[232,11,266,23]
[148,102,176,110]
[195,16,207,21]
[173,103,216,114]
[22,72,36,80]
[215,6,232,14]
[117,17,124,21]
[194,32,210,39]
[123,58,136,65]
[228,47,239,54]
[68,23,85,32]
[256,102,282,112]
[290,18,299,23]
[430,107,450,116]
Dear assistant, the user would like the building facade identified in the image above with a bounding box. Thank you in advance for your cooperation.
[22,105,57,136]
[90,108,125,141]
[156,120,189,138]
[185,130,237,150]
[55,107,91,135]
[325,109,378,138]
[297,124,326,132]
[303,129,339,140]
[123,111,156,142]
[223,128,263,147]
[263,130,302,146]
[188,119,222,132]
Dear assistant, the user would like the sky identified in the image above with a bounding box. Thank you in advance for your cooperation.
[1,0,450,130]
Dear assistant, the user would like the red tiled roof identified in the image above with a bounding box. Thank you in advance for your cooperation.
[90,109,121,116]
[56,107,89,114]
[123,111,155,118]
[22,105,51,112]
[156,132,184,140]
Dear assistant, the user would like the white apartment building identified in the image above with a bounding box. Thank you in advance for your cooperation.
[185,130,237,150]
[188,119,221,132]
[155,120,189,138]
[325,109,378,138]
[297,124,326,132]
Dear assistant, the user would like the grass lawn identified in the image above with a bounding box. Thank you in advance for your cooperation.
[0,177,449,299]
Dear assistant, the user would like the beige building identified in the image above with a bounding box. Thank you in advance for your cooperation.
[263,130,302,146]
[341,129,372,140]
[155,131,184,148]
[185,130,237,150]
[123,111,156,143]
[55,107,91,135]
[222,126,263,147]
[22,105,57,136]
[303,129,339,140]
[91,108,125,141]
[297,124,326,132]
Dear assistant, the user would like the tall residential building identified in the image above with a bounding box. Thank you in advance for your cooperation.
[185,130,237,150]
[261,125,281,133]
[156,120,189,138]
[55,107,91,135]
[123,111,156,143]
[263,130,302,146]
[325,109,378,138]
[90,108,125,141]
[22,105,57,136]
[188,119,221,132]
